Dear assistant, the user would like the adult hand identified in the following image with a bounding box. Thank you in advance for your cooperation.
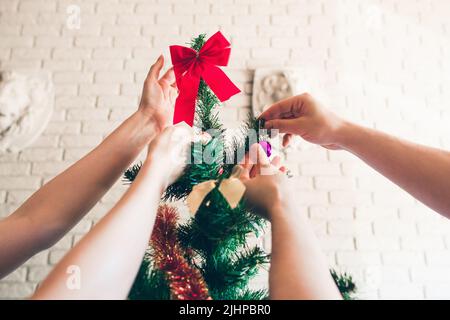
[138,55,178,132]
[260,93,346,150]
[238,144,291,220]
[146,123,193,188]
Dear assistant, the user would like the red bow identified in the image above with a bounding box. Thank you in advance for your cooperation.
[170,31,241,126]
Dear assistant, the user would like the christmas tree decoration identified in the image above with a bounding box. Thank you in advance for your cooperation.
[186,165,246,215]
[331,270,357,300]
[258,140,272,157]
[126,32,356,300]
[186,180,216,215]
[216,165,246,209]
[170,31,241,126]
[0,71,54,154]
[151,205,211,300]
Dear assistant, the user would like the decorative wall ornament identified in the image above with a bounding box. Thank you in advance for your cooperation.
[0,71,54,154]
[251,68,304,118]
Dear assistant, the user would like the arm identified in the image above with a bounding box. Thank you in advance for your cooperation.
[337,122,450,216]
[261,93,450,218]
[269,202,341,299]
[239,145,341,300]
[32,125,192,299]
[0,55,177,278]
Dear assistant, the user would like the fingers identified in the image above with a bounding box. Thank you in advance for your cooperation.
[155,122,193,148]
[169,87,178,103]
[159,67,177,100]
[265,118,299,134]
[271,156,287,174]
[238,144,258,179]
[260,96,299,121]
[271,155,281,168]
[147,55,164,80]
[282,133,293,147]
[271,156,288,175]
[259,98,290,121]
[159,67,175,85]
[239,143,270,178]
[239,145,288,180]
[156,123,193,164]
[239,143,265,167]
[170,122,194,141]
[163,124,194,185]
[251,144,272,177]
[250,143,271,167]
[238,160,253,180]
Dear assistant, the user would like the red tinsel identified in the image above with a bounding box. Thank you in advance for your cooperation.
[151,205,211,300]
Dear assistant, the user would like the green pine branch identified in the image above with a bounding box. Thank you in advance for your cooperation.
[123,162,142,184]
[128,251,170,300]
[331,269,357,300]
[126,33,357,300]
[203,246,269,300]
[237,289,269,300]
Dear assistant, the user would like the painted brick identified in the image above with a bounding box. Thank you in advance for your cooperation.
[1,0,450,300]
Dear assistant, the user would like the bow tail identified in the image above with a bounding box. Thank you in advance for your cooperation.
[173,73,201,126]
[202,65,241,102]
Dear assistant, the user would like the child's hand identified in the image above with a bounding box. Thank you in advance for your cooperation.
[146,123,193,188]
[138,55,178,132]
[238,144,291,220]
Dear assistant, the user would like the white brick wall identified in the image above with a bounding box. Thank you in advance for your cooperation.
[1,0,450,299]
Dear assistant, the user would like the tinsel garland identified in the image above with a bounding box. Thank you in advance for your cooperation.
[151,205,211,300]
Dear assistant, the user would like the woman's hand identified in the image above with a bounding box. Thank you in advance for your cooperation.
[138,55,178,132]
[145,123,193,189]
[260,93,346,150]
[238,144,292,220]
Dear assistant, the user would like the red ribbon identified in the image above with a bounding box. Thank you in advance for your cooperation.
[170,31,241,126]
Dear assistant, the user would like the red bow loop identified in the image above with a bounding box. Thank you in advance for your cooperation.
[170,31,241,126]
[198,32,231,66]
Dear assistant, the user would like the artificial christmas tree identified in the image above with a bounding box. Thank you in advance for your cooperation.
[125,32,356,300]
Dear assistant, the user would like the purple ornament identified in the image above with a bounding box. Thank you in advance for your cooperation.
[259,141,272,157]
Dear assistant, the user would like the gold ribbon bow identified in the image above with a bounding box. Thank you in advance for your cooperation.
[186,165,246,215]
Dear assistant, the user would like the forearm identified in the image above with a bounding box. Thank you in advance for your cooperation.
[269,203,341,300]
[0,111,158,277]
[25,110,159,229]
[32,159,163,299]
[338,121,450,217]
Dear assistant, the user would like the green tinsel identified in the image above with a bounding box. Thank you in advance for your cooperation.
[126,33,356,300]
